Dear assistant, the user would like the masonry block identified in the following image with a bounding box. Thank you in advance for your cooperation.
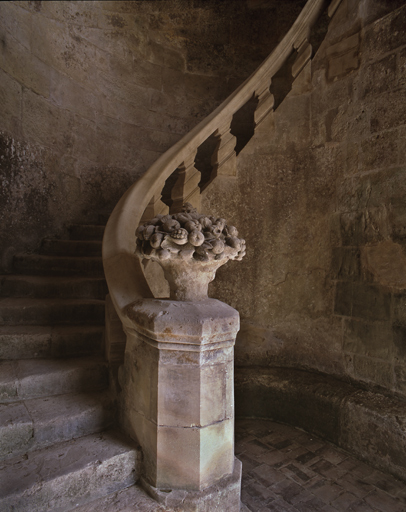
[343,318,393,359]
[359,131,398,171]
[331,247,360,280]
[362,4,406,59]
[352,355,393,388]
[341,389,406,481]
[370,89,406,133]
[351,283,391,322]
[326,32,360,81]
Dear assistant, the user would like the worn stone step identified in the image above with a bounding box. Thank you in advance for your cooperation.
[68,224,105,241]
[0,297,105,326]
[40,239,103,257]
[73,480,248,512]
[0,325,104,360]
[0,275,107,299]
[13,253,104,276]
[0,357,108,403]
[0,429,141,512]
[0,391,115,460]
[73,484,167,512]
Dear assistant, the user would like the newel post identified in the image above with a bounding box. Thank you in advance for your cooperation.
[119,204,246,511]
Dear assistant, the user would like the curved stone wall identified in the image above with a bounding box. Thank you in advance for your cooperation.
[0,0,304,271]
[235,367,406,483]
[203,0,406,396]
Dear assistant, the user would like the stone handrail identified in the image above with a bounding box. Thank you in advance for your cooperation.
[102,0,341,328]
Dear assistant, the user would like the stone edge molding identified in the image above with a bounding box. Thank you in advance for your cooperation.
[102,0,343,328]
[235,367,406,483]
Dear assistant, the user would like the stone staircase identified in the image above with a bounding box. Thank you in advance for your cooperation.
[0,218,153,511]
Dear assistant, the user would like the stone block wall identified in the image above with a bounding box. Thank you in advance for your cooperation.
[203,0,406,397]
[0,0,303,271]
[332,2,406,395]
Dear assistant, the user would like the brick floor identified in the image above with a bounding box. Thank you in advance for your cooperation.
[237,419,406,512]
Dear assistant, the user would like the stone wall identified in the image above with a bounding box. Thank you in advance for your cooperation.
[0,0,304,271]
[203,0,406,397]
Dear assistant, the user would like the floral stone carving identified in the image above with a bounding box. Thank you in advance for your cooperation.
[135,203,246,301]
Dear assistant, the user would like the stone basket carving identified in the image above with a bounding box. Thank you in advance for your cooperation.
[135,203,246,301]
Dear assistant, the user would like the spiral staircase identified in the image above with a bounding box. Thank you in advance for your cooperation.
[0,1,343,510]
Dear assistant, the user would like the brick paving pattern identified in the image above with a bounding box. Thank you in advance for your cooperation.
[237,419,406,512]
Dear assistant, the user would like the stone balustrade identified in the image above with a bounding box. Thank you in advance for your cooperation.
[102,0,342,509]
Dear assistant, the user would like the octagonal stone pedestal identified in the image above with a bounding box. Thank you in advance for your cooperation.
[119,298,242,511]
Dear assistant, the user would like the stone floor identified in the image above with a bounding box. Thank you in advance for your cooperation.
[74,418,406,511]
[237,419,406,512]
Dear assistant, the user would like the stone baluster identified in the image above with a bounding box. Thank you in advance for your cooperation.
[140,191,169,223]
[170,150,201,213]
[254,74,274,131]
[211,118,237,179]
[292,37,313,79]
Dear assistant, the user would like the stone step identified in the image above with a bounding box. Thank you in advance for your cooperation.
[0,391,115,460]
[0,357,108,403]
[13,253,104,276]
[73,484,167,512]
[0,429,141,512]
[68,224,105,241]
[0,325,104,360]
[0,297,105,326]
[40,238,103,257]
[0,275,107,299]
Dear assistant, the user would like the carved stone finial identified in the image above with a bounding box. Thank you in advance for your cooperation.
[135,204,246,301]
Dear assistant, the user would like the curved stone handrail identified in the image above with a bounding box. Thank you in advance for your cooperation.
[102,0,341,328]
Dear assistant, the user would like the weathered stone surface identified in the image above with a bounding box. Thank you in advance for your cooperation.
[326,32,360,81]
[0,392,114,460]
[73,484,167,512]
[0,430,141,512]
[0,358,108,402]
[236,366,406,482]
[361,240,406,288]
[120,296,240,506]
[359,131,399,171]
[201,1,406,401]
[0,402,32,459]
[331,247,361,280]
[105,293,126,364]
[362,2,406,59]
[0,0,299,272]
[341,390,406,482]
[351,355,393,389]
[359,53,397,100]
[0,297,105,325]
[235,367,354,445]
[143,458,242,512]
[343,318,393,359]
[0,69,22,136]
[125,298,239,343]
